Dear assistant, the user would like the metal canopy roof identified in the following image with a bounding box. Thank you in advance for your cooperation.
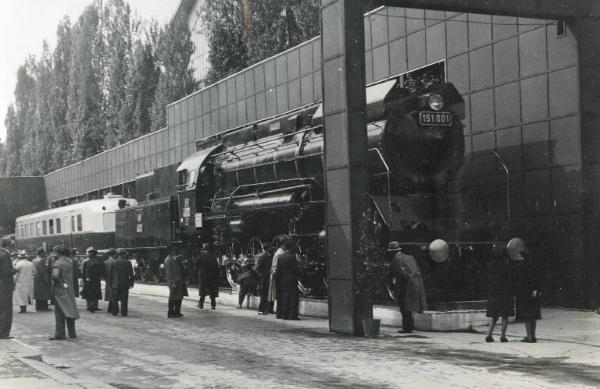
[177,144,222,172]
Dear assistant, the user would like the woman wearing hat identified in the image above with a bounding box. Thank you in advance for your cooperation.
[509,238,542,343]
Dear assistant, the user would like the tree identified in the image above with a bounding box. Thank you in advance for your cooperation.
[9,61,37,176]
[204,0,320,83]
[102,0,134,147]
[150,16,197,131]
[29,42,55,174]
[66,3,105,161]
[122,35,160,139]
[49,17,74,168]
[203,0,249,83]
[3,105,19,176]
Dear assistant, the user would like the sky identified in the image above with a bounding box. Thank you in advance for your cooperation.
[0,0,180,142]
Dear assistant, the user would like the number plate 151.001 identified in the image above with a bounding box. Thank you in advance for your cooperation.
[419,111,453,126]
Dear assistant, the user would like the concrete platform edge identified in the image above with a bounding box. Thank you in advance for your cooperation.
[7,338,115,389]
[132,284,487,331]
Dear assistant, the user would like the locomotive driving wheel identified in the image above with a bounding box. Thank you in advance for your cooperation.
[296,237,327,298]
[225,238,243,288]
[246,236,264,257]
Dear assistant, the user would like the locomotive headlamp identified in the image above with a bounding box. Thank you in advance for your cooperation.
[429,239,450,263]
[507,237,526,261]
[428,93,444,111]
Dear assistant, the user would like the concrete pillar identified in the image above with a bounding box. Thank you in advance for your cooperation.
[577,16,600,308]
[320,0,369,335]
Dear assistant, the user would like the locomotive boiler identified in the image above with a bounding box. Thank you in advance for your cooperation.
[173,77,485,302]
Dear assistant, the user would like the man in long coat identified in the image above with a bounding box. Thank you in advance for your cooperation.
[104,249,117,314]
[275,239,300,320]
[268,238,286,318]
[81,247,104,312]
[255,242,274,315]
[390,242,427,333]
[50,247,79,340]
[32,248,51,311]
[110,249,135,316]
[164,246,188,318]
[0,247,15,338]
[13,251,34,313]
[196,244,220,309]
[276,239,300,320]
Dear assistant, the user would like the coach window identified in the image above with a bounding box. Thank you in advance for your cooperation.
[71,216,75,233]
[56,218,61,234]
[77,214,82,232]
[49,219,54,234]
[42,220,47,235]
[36,222,41,236]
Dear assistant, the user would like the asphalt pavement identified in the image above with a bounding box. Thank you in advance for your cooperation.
[1,284,599,388]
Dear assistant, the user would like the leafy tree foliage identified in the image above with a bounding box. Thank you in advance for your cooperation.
[150,15,197,131]
[204,0,249,83]
[49,18,74,169]
[204,0,320,84]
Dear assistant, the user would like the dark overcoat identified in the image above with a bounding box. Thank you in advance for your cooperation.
[485,245,514,318]
[82,256,104,300]
[391,252,428,313]
[164,255,188,300]
[0,249,15,338]
[110,257,135,301]
[255,252,272,292]
[104,256,116,302]
[110,258,134,289]
[275,252,300,319]
[197,252,220,298]
[32,256,51,300]
[513,260,542,321]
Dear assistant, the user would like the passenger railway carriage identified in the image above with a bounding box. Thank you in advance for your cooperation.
[15,195,137,254]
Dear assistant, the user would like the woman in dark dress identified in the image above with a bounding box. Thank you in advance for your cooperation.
[508,238,541,343]
[485,242,513,342]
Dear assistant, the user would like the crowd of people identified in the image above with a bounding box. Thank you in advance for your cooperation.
[164,237,301,321]
[0,244,136,340]
[0,233,540,343]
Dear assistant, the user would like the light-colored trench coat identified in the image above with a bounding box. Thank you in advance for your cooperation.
[52,256,80,320]
[267,248,285,302]
[13,259,34,306]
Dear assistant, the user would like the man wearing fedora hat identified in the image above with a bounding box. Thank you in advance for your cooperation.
[389,242,427,333]
[81,247,104,312]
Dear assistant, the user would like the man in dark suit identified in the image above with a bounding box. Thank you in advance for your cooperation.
[275,239,300,320]
[164,245,188,318]
[255,242,274,315]
[104,249,117,314]
[196,244,220,309]
[110,248,135,316]
[81,247,104,312]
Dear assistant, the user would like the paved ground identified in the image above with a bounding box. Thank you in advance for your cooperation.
[2,284,600,388]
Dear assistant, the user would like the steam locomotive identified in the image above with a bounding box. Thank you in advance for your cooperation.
[16,77,494,303]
